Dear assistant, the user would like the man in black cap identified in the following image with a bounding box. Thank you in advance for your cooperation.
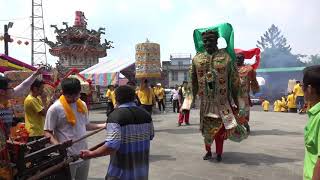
[0,67,43,179]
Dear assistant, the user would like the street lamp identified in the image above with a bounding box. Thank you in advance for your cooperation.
[8,22,13,28]
[4,22,14,55]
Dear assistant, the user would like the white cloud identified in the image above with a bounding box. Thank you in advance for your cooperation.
[0,0,319,66]
[159,0,173,11]
[116,1,130,14]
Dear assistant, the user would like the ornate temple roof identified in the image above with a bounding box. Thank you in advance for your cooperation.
[45,11,113,58]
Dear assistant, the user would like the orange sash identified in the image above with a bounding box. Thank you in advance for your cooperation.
[59,95,87,126]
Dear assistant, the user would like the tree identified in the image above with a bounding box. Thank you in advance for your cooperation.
[257,24,291,52]
[256,24,305,68]
[306,54,320,66]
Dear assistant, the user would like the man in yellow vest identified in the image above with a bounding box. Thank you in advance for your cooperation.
[273,99,281,112]
[280,97,288,112]
[293,81,305,113]
[24,79,47,142]
[154,83,166,113]
[287,92,297,113]
[106,85,116,115]
[136,79,156,114]
[261,99,270,112]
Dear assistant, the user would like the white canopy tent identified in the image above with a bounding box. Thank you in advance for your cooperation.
[80,59,134,86]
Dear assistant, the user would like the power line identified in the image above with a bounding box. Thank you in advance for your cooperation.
[11,35,31,40]
[0,17,30,22]
[0,34,31,40]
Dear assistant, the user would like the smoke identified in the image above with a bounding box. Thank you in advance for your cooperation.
[252,47,305,101]
[257,71,303,101]
[260,48,305,68]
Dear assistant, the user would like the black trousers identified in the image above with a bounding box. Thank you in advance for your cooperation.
[173,99,179,113]
[288,108,297,113]
[157,99,165,111]
[141,104,153,114]
[106,102,114,116]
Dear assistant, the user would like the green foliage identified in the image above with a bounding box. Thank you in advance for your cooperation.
[257,24,292,53]
[257,24,305,68]
[305,54,320,66]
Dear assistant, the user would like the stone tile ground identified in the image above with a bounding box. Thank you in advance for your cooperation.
[87,108,306,180]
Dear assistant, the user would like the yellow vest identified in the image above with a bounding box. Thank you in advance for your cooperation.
[137,88,155,105]
[24,94,45,137]
[262,100,270,111]
[274,100,281,112]
[280,97,287,112]
[293,84,304,97]
[154,87,165,100]
[287,94,296,109]
[106,89,116,106]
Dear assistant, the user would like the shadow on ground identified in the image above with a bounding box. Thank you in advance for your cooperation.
[215,152,299,166]
[155,127,199,134]
[150,154,176,162]
[250,129,302,136]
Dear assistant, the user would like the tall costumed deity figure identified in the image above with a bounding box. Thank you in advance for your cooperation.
[235,48,261,133]
[191,23,247,162]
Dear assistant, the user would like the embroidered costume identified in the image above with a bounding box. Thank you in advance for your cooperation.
[191,23,246,160]
[235,48,260,132]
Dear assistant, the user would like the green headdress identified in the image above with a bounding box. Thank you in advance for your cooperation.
[193,23,235,61]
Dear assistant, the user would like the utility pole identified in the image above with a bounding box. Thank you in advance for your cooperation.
[3,22,13,55]
[4,24,9,55]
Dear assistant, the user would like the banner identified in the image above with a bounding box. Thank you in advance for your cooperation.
[83,72,119,86]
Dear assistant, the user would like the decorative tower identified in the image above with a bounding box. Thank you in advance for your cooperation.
[135,39,161,81]
[45,11,113,71]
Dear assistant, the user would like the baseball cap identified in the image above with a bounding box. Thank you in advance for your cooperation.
[0,76,10,90]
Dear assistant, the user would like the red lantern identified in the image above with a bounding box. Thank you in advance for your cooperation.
[24,41,29,45]
[17,40,22,45]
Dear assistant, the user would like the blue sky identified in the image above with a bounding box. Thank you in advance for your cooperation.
[0,0,319,66]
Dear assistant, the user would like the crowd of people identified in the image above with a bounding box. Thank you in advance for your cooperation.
[105,79,195,127]
[0,67,156,179]
[0,29,320,180]
[261,81,310,114]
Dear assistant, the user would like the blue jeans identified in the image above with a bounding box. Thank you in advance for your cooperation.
[296,96,305,111]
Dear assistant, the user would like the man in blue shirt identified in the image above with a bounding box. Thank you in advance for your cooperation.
[81,85,154,180]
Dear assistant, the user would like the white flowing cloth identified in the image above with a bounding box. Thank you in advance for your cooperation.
[181,94,193,111]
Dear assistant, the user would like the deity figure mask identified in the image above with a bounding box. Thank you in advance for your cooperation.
[201,30,219,55]
[236,53,245,67]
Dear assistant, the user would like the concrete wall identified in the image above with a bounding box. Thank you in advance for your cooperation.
[171,58,191,66]
[168,70,189,87]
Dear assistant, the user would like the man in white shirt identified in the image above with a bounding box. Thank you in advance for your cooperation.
[44,78,105,180]
[172,85,180,113]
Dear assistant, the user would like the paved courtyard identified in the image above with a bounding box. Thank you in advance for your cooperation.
[87,107,307,180]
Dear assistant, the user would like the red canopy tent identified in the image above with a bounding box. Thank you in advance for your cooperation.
[0,54,36,72]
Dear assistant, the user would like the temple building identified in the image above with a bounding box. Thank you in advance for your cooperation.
[45,11,113,71]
